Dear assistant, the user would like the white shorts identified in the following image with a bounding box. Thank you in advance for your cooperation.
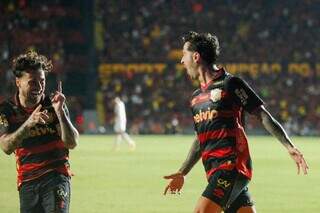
[114,122,126,133]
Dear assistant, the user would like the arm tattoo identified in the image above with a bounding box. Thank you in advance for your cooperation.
[0,123,30,155]
[56,108,79,149]
[255,106,294,149]
[178,138,201,175]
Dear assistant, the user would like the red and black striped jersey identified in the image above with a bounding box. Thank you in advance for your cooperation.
[0,94,71,188]
[190,68,263,180]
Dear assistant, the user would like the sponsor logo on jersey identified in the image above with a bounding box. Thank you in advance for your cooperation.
[193,108,218,123]
[29,126,56,137]
[217,178,231,189]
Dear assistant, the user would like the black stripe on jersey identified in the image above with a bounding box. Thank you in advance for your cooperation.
[192,100,235,112]
[19,148,68,165]
[22,159,68,179]
[203,154,237,172]
[22,134,61,148]
[202,137,236,152]
[195,117,236,134]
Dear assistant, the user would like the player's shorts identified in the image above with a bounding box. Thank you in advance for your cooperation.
[114,122,126,133]
[19,171,71,213]
[202,169,254,213]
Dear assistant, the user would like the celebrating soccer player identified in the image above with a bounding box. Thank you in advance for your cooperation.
[163,31,309,213]
[0,50,79,213]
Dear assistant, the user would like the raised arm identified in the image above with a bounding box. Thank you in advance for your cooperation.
[252,105,309,174]
[51,82,79,149]
[163,137,201,195]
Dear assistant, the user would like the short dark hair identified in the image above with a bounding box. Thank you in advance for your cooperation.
[12,50,53,78]
[182,31,220,65]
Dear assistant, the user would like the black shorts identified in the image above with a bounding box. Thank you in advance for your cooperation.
[202,169,254,213]
[19,171,71,213]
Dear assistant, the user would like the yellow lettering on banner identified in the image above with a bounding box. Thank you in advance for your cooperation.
[260,63,269,74]
[288,63,311,76]
[249,63,258,78]
[271,63,281,73]
[154,64,167,73]
[301,63,311,77]
[98,63,166,74]
[226,63,237,74]
[239,63,249,73]
[127,64,136,72]
[98,62,316,79]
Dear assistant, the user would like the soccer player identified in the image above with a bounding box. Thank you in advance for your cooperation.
[112,96,136,151]
[163,31,309,213]
[0,50,79,213]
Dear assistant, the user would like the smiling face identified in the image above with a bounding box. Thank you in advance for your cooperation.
[181,42,199,79]
[16,69,46,106]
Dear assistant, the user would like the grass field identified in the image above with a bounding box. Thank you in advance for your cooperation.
[0,135,319,213]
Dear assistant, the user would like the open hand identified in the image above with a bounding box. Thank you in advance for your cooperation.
[163,172,185,195]
[288,147,309,175]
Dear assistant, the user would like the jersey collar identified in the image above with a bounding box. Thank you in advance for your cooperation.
[200,67,225,91]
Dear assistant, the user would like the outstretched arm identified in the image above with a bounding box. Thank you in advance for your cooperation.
[252,105,309,174]
[163,137,201,195]
[178,137,201,175]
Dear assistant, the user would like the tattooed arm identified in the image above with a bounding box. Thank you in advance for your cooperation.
[178,138,201,175]
[0,104,49,155]
[252,105,309,174]
[51,82,79,149]
[55,106,79,149]
[163,137,201,195]
[0,124,29,155]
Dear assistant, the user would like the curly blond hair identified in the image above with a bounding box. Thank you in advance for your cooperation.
[12,50,53,77]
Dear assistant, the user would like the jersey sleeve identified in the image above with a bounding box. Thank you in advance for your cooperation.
[0,113,9,136]
[226,76,264,113]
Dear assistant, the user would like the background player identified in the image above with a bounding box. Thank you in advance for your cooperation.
[112,96,136,151]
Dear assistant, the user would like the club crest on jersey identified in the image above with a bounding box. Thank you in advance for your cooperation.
[210,89,222,102]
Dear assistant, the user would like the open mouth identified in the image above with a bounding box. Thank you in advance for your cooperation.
[30,91,42,96]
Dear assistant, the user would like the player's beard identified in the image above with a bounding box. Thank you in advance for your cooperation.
[26,90,43,105]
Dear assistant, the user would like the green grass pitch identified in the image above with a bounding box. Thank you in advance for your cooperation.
[0,135,319,212]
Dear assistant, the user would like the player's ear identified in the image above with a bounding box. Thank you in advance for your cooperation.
[15,78,21,88]
[193,52,201,63]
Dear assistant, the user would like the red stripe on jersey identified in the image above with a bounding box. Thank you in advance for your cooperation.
[202,147,235,161]
[17,165,70,188]
[191,89,229,107]
[16,140,65,156]
[206,161,235,179]
[191,93,211,106]
[197,128,237,144]
[235,126,252,179]
[17,156,69,173]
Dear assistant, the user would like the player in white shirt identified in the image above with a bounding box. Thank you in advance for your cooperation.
[113,97,136,150]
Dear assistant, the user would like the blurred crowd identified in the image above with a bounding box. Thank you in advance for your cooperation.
[1,0,319,135]
[96,0,319,63]
[97,0,320,136]
[0,0,87,131]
